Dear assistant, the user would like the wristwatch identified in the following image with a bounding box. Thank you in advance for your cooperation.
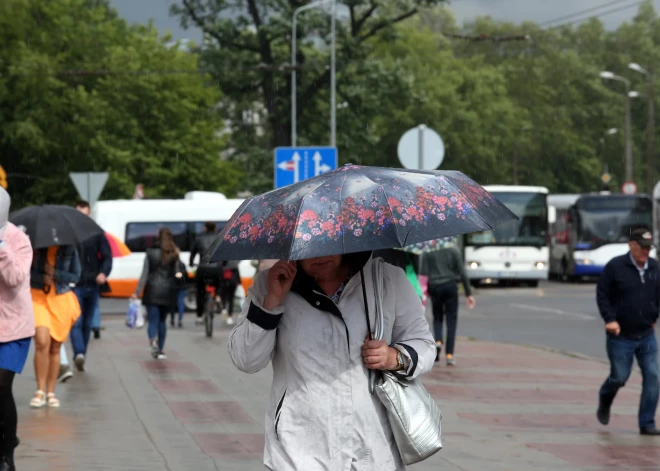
[396,351,405,371]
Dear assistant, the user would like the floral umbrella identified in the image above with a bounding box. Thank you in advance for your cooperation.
[205,164,517,262]
[398,236,457,256]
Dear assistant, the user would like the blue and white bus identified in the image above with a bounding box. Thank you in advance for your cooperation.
[549,192,654,280]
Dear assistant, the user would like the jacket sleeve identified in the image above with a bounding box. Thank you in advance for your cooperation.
[56,247,81,285]
[134,257,149,297]
[453,248,472,297]
[189,240,199,266]
[0,235,33,288]
[596,261,617,324]
[228,270,284,374]
[98,235,113,277]
[390,267,436,379]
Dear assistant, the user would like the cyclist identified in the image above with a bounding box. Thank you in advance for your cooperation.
[189,222,222,325]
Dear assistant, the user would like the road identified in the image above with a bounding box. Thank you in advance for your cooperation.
[101,280,613,360]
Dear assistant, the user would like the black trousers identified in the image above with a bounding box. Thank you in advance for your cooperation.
[429,282,459,355]
[195,275,220,317]
[220,282,238,316]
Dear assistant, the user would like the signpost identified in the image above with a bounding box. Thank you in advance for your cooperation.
[622,181,637,195]
[397,125,445,170]
[274,147,337,189]
[69,172,109,206]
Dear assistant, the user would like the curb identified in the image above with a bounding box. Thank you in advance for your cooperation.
[458,336,609,365]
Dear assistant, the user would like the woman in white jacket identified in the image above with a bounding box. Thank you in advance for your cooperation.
[228,251,435,471]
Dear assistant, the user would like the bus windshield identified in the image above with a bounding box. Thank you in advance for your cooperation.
[466,192,548,247]
[575,196,652,247]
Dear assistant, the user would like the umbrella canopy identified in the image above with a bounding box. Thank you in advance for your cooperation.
[398,237,457,256]
[206,165,518,262]
[105,232,131,258]
[9,205,105,249]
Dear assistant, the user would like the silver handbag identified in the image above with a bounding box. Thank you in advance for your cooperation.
[360,258,443,465]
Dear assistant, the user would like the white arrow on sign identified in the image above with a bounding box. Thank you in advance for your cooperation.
[292,152,301,183]
[278,160,293,171]
[313,152,333,176]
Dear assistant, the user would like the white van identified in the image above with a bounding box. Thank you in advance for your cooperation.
[91,191,256,311]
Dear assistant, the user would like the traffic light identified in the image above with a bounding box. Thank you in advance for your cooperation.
[0,165,6,189]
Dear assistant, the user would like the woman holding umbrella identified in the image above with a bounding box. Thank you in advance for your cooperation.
[0,188,34,469]
[29,243,81,408]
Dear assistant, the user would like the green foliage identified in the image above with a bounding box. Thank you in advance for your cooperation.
[0,0,242,208]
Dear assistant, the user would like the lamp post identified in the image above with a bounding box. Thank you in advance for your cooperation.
[629,63,655,194]
[291,0,336,147]
[600,71,633,183]
[600,127,618,175]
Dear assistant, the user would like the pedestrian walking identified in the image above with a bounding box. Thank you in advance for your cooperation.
[0,188,34,470]
[596,227,660,435]
[229,253,435,470]
[70,200,112,371]
[420,242,476,365]
[29,244,81,408]
[132,228,180,360]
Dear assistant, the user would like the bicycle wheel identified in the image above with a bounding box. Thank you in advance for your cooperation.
[205,298,214,338]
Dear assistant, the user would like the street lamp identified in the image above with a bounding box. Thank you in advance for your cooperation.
[629,62,656,194]
[600,71,633,183]
[291,0,337,148]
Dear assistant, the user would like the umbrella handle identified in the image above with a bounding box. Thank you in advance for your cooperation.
[43,284,51,295]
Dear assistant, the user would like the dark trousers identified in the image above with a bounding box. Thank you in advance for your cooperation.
[429,282,459,355]
[146,305,168,352]
[195,276,219,317]
[599,332,659,429]
[220,282,238,316]
[71,285,100,356]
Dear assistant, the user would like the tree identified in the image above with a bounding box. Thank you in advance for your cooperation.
[0,0,242,208]
[171,0,448,193]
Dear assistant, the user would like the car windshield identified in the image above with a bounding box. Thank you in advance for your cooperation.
[575,196,652,246]
[466,192,548,246]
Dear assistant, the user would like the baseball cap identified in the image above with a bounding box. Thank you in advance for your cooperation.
[629,228,653,247]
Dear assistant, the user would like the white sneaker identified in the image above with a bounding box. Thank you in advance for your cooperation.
[226,317,235,326]
[157,352,167,360]
[74,354,85,372]
[150,339,158,358]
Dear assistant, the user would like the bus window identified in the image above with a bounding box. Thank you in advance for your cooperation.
[125,222,189,252]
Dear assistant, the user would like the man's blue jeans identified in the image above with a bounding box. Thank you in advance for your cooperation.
[71,286,100,357]
[91,303,101,330]
[599,332,659,429]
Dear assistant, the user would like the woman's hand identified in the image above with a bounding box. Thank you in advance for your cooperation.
[44,263,55,276]
[362,338,399,370]
[264,261,297,310]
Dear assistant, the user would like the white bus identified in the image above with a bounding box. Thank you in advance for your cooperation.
[549,192,655,280]
[91,191,256,310]
[464,185,552,287]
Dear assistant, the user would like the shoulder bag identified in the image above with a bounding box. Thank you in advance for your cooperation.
[360,257,443,465]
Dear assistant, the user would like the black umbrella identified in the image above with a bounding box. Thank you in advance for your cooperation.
[9,205,104,249]
[205,164,518,262]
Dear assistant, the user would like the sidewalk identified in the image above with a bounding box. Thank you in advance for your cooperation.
[13,316,657,471]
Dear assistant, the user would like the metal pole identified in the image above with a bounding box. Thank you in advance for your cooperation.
[600,138,605,175]
[418,125,425,169]
[291,0,335,148]
[647,66,655,194]
[291,11,299,147]
[625,89,633,182]
[330,0,336,148]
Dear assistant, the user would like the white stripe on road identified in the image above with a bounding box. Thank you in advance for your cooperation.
[509,303,598,321]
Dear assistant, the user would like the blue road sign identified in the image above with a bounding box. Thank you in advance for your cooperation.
[274,147,338,189]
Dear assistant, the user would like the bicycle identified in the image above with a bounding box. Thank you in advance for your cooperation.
[203,284,221,338]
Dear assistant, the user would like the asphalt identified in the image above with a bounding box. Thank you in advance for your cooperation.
[14,315,660,471]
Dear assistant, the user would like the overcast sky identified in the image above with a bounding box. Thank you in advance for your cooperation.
[109,0,660,42]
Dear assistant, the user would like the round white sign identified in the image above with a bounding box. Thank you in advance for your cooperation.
[397,125,445,170]
[622,181,637,195]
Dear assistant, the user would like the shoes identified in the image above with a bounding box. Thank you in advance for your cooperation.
[157,352,167,360]
[446,354,456,367]
[57,365,73,383]
[178,321,183,328]
[93,328,101,339]
[195,317,204,325]
[150,339,159,359]
[597,403,610,425]
[29,390,46,409]
[226,316,235,326]
[640,426,660,435]
[74,354,85,372]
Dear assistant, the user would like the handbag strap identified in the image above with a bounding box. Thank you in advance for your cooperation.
[360,268,373,342]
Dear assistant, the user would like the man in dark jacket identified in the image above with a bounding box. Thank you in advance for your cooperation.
[190,222,220,323]
[420,243,475,366]
[70,200,112,372]
[596,227,660,435]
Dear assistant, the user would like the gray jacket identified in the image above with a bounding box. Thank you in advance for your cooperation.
[228,256,435,470]
[420,247,472,296]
